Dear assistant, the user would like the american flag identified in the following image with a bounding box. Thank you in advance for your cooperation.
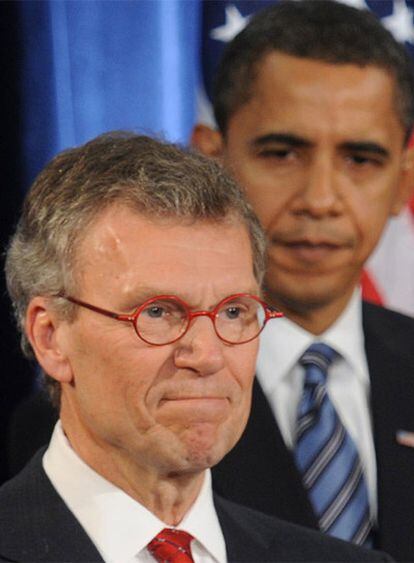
[198,0,414,317]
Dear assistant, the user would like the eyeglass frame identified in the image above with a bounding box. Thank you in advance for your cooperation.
[56,293,283,346]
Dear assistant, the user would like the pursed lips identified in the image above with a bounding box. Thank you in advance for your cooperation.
[159,392,231,409]
[158,381,237,409]
[161,395,229,403]
[158,396,231,421]
[271,236,352,263]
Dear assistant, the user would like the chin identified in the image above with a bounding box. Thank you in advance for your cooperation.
[163,444,221,475]
[181,424,231,470]
[268,275,350,310]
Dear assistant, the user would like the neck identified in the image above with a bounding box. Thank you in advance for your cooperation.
[59,411,204,525]
[266,288,355,335]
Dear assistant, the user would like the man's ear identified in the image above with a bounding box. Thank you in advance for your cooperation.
[391,145,414,215]
[25,296,73,384]
[191,124,225,159]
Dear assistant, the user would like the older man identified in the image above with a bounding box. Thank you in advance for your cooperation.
[0,133,390,562]
[192,1,414,560]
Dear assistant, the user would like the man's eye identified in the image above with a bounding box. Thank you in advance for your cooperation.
[144,306,167,319]
[225,306,241,319]
[347,154,382,167]
[258,148,294,159]
[223,304,252,321]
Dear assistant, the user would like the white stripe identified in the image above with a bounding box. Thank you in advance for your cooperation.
[352,512,372,545]
[320,460,362,530]
[304,424,345,488]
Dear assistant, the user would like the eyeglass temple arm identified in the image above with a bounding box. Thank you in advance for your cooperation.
[266,308,284,319]
[61,296,134,322]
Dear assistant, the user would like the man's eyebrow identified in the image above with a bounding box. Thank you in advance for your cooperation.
[251,135,391,159]
[340,141,390,158]
[121,287,262,310]
[251,133,312,148]
[119,288,166,310]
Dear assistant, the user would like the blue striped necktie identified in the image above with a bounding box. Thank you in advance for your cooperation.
[294,343,372,545]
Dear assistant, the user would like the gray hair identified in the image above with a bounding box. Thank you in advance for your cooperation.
[6,132,266,402]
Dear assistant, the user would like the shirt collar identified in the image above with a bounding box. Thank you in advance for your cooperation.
[180,471,226,563]
[257,289,369,394]
[43,422,226,563]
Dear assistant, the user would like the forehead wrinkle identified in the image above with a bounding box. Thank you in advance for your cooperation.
[74,207,258,310]
[72,216,133,295]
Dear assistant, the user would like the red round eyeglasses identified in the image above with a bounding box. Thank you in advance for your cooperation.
[58,293,283,346]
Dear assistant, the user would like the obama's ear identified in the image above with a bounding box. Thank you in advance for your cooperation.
[25,296,74,385]
[191,124,225,159]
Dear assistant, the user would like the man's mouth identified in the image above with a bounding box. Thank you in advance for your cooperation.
[272,237,348,263]
[159,396,230,422]
[161,396,228,406]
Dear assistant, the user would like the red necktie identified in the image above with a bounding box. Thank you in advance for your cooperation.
[148,528,195,563]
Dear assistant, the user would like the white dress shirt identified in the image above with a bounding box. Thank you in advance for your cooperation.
[43,422,227,563]
[257,290,377,521]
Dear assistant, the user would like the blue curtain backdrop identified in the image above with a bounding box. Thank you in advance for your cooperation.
[18,0,201,192]
[1,0,203,483]
[1,0,413,483]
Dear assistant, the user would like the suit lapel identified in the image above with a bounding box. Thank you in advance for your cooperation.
[212,378,318,528]
[363,302,414,559]
[214,494,277,561]
[0,451,103,562]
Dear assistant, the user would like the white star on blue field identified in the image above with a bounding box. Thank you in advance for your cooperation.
[209,1,414,46]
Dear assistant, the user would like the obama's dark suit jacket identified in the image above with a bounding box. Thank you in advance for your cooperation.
[0,450,392,562]
[212,302,414,562]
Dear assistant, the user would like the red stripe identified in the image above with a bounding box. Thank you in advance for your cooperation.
[408,195,414,216]
[408,132,414,216]
[361,270,384,306]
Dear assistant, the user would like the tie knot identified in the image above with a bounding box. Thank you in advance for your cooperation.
[148,528,194,563]
[300,343,337,385]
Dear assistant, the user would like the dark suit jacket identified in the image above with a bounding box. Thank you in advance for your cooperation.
[4,303,412,560]
[212,302,414,562]
[0,450,391,562]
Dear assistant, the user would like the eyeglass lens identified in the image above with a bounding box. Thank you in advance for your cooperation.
[137,298,187,344]
[135,295,266,345]
[215,295,265,343]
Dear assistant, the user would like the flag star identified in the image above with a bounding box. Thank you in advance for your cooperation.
[210,5,250,43]
[381,0,414,44]
[338,0,369,9]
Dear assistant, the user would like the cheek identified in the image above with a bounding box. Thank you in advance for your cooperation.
[226,346,257,439]
[69,327,166,413]
[340,181,398,254]
[228,342,258,392]
[224,148,290,227]
[238,173,292,230]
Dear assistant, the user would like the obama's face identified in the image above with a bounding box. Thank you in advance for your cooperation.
[194,53,414,322]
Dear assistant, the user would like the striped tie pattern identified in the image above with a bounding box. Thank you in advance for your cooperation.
[294,343,372,545]
[148,528,194,563]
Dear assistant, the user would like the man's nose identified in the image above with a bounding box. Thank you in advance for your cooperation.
[292,156,341,218]
[174,316,226,376]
